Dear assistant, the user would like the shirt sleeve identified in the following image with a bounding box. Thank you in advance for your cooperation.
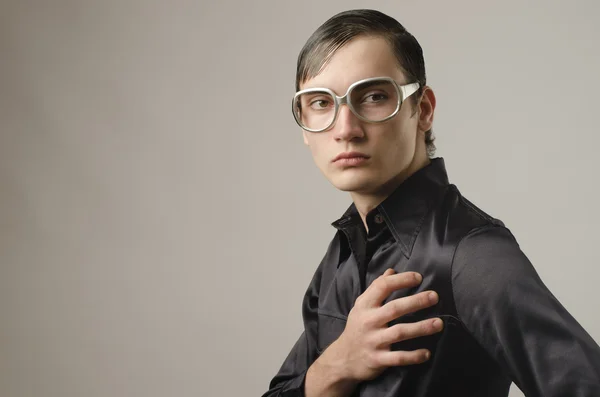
[261,256,323,397]
[452,224,600,396]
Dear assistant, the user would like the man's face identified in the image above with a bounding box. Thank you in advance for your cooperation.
[299,36,431,196]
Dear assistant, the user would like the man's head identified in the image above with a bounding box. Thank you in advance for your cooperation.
[294,9,436,198]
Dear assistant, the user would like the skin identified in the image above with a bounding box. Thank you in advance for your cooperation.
[299,35,442,397]
[301,35,437,231]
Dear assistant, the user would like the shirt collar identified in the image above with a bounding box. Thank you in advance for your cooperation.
[331,157,450,258]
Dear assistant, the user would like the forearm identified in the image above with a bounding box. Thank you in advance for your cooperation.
[304,340,358,397]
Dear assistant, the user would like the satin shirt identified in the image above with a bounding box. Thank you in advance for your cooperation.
[263,158,600,396]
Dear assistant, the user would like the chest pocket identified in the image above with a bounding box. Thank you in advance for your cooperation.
[316,310,347,354]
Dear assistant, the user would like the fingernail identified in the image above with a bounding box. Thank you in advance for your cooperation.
[414,273,422,282]
[424,350,431,360]
[429,292,438,303]
[432,319,443,330]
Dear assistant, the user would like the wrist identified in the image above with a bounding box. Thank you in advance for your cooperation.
[317,337,357,384]
[305,338,357,397]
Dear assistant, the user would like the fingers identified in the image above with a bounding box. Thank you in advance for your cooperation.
[376,318,444,347]
[382,268,395,277]
[376,349,432,367]
[358,270,423,308]
[378,291,439,324]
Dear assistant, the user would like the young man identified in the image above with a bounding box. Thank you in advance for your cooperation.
[263,9,600,397]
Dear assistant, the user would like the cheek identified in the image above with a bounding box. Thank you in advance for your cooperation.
[307,137,330,165]
[371,123,417,169]
[376,121,412,151]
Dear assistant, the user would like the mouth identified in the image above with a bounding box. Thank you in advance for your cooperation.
[332,152,370,166]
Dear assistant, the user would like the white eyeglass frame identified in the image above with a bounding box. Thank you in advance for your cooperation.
[292,76,420,133]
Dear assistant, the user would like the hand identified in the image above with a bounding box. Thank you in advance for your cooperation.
[328,268,443,382]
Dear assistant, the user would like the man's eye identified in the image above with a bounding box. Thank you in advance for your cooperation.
[363,93,388,103]
[310,99,331,109]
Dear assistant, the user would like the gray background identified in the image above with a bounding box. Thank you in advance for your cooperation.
[1,1,598,396]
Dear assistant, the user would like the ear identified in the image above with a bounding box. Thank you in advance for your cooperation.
[417,86,436,133]
[303,130,309,146]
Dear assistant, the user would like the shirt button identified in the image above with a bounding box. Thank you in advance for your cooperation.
[374,214,384,224]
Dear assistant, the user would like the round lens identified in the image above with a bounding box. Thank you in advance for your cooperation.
[294,90,335,131]
[349,79,400,122]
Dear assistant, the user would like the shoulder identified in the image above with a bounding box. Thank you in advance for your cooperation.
[432,185,542,297]
[441,185,534,283]
[442,184,505,230]
[427,184,509,256]
[449,213,543,316]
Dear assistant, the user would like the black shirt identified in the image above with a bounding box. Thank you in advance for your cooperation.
[262,158,600,396]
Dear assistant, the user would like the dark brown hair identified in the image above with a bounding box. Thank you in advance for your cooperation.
[295,9,435,156]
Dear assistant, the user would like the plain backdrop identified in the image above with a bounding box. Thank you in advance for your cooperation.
[1,1,599,396]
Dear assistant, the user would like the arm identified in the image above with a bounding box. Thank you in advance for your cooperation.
[261,259,322,397]
[452,225,600,396]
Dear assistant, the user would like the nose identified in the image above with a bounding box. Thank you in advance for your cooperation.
[332,104,365,141]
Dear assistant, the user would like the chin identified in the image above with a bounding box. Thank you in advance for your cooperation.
[328,173,378,193]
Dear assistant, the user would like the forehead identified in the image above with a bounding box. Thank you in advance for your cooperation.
[300,36,407,94]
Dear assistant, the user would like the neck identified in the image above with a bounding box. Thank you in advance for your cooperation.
[351,155,431,232]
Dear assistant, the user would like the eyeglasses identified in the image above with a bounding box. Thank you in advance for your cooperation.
[292,77,420,132]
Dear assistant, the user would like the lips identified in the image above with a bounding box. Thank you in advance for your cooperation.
[332,151,370,163]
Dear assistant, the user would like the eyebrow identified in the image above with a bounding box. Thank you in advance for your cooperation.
[301,78,394,94]
[354,80,390,90]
